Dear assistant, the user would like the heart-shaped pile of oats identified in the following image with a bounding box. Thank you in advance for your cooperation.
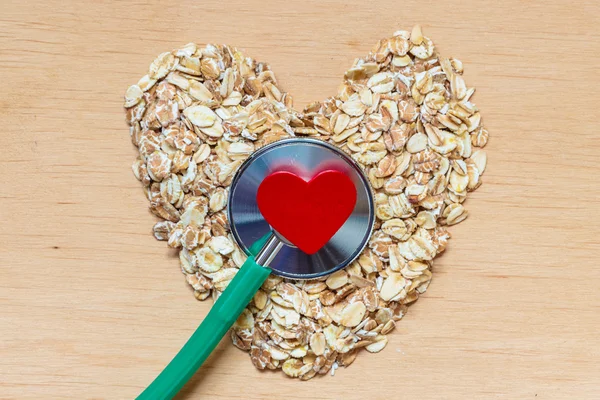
[124,26,488,380]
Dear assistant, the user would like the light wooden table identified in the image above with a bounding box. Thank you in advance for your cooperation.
[1,1,599,399]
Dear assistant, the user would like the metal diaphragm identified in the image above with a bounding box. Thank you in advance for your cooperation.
[227,138,374,279]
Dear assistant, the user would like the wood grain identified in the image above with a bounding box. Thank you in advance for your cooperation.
[1,1,599,398]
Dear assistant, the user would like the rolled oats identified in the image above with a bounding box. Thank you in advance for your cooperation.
[125,26,488,380]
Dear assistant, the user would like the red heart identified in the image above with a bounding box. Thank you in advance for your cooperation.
[256,170,357,255]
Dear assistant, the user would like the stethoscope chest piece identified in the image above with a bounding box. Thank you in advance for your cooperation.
[228,138,375,279]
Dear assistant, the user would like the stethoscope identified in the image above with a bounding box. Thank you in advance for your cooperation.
[138,138,375,399]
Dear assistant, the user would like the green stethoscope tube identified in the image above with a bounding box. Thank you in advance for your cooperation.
[137,233,273,400]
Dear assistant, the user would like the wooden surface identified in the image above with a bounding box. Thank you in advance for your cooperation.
[1,1,599,399]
